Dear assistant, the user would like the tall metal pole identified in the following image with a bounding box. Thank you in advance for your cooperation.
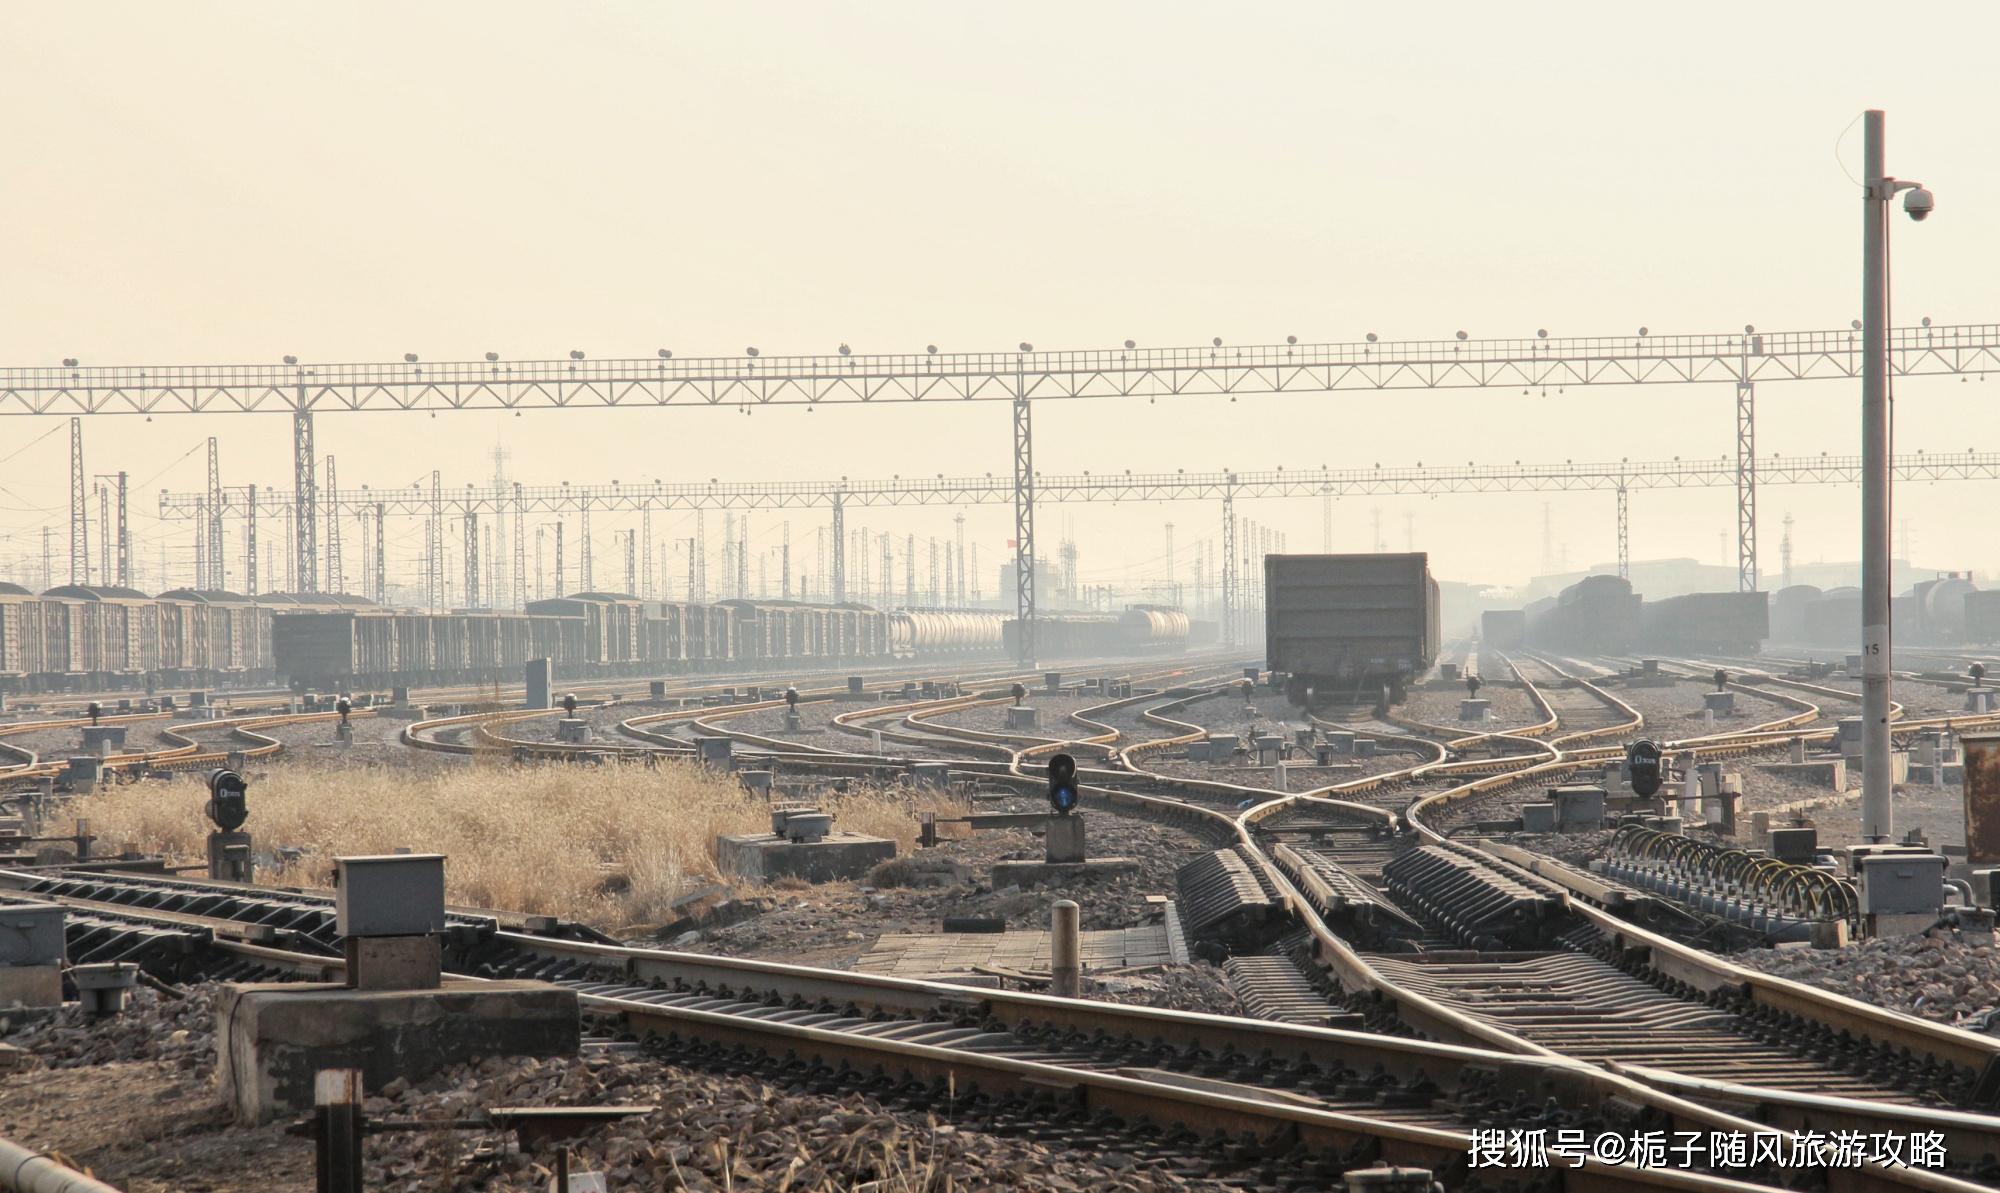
[512,484,525,609]
[1221,483,1237,647]
[462,513,480,608]
[374,503,387,603]
[207,437,225,591]
[579,499,593,591]
[428,470,442,610]
[641,506,653,600]
[293,408,317,592]
[323,455,342,595]
[1735,341,1759,592]
[1012,354,1036,665]
[244,483,258,595]
[782,521,792,601]
[68,417,87,585]
[1860,108,1894,843]
[554,519,566,598]
[829,495,845,603]
[1615,483,1630,581]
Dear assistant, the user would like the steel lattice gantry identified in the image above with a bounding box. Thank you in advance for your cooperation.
[32,322,2000,629]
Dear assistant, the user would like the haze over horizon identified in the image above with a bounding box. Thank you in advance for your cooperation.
[4,2,1998,598]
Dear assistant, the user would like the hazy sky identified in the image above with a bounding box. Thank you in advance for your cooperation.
[4,3,1998,599]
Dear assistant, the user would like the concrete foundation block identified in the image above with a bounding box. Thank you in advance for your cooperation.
[81,726,127,755]
[1324,731,1356,753]
[1520,803,1557,833]
[1045,814,1086,863]
[1704,691,1736,715]
[63,756,103,789]
[989,857,1140,888]
[1459,699,1491,723]
[556,718,589,743]
[1354,738,1378,758]
[910,762,951,791]
[215,979,579,1124]
[716,832,896,884]
[1005,706,1039,730]
[1968,690,1996,714]
[345,935,443,992]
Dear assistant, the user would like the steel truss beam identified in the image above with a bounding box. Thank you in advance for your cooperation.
[12,325,2000,414]
[161,449,2000,520]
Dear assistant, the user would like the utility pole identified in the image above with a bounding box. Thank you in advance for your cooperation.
[782,522,792,600]
[695,510,707,602]
[244,484,258,595]
[68,417,87,585]
[554,519,566,598]
[535,526,546,603]
[954,513,966,606]
[905,533,916,607]
[324,455,341,595]
[1011,349,1036,664]
[374,504,386,603]
[579,500,593,592]
[1221,485,1237,647]
[207,437,224,591]
[1781,513,1794,589]
[512,484,525,610]
[1859,108,1931,843]
[641,507,653,599]
[623,529,637,596]
[98,483,110,583]
[293,408,317,593]
[428,470,442,610]
[462,513,480,609]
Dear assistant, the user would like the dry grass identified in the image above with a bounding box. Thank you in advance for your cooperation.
[67,757,965,931]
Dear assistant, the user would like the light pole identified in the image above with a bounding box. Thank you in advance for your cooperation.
[1860,109,1933,843]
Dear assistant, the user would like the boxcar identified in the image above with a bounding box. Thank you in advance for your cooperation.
[1263,554,1440,706]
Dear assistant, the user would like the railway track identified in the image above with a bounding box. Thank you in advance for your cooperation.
[15,652,2000,1186]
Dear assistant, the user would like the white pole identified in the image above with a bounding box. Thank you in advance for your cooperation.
[1860,109,1893,843]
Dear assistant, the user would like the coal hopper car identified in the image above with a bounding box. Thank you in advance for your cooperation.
[1264,553,1440,706]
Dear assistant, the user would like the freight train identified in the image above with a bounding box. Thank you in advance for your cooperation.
[0,582,1195,695]
[1771,573,1992,649]
[1513,574,1769,658]
[1262,553,1441,706]
[999,607,1194,661]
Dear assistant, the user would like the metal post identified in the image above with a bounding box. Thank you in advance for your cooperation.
[244,484,257,595]
[293,408,317,593]
[954,512,967,606]
[905,532,915,606]
[428,470,442,610]
[1860,108,1894,842]
[373,503,386,604]
[641,506,654,600]
[554,519,566,597]
[1615,483,1630,581]
[1736,360,1758,592]
[462,512,479,608]
[98,483,110,584]
[830,494,845,603]
[624,528,637,595]
[695,509,707,602]
[1050,899,1080,997]
[69,417,87,585]
[323,455,341,595]
[579,499,593,591]
[1221,484,1237,647]
[512,484,525,609]
[207,437,224,591]
[782,521,791,601]
[312,1069,364,1193]
[1012,361,1036,665]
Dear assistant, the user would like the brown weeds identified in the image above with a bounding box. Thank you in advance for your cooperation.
[67,757,964,930]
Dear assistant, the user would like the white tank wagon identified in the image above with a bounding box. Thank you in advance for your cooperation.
[890,610,1008,657]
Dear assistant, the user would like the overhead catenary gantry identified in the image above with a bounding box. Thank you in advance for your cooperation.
[20,323,2000,657]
